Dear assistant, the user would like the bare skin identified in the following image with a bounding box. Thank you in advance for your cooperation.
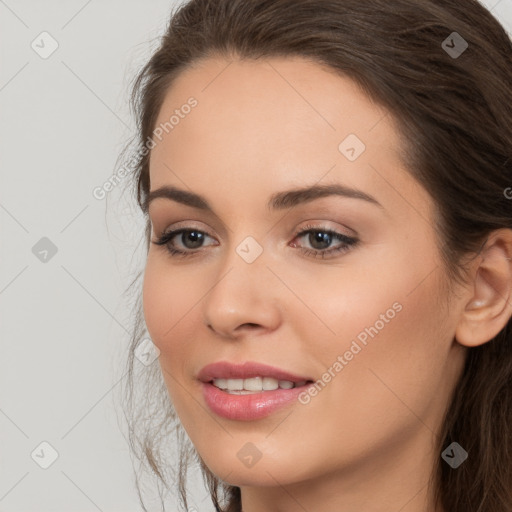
[142,55,512,512]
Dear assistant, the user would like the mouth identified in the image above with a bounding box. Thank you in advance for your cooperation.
[210,376,310,394]
[197,361,315,420]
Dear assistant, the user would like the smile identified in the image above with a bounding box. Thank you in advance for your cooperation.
[197,361,315,421]
[211,376,308,393]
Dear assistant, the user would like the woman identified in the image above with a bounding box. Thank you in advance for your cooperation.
[120,0,512,510]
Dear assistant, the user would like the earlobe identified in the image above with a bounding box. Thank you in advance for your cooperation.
[454,231,512,348]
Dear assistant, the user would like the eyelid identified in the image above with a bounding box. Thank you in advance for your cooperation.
[150,211,229,240]
[290,222,358,252]
[156,225,218,247]
[153,219,211,237]
[156,220,353,241]
[293,220,357,239]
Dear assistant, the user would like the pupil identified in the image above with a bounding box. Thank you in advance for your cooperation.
[310,231,331,250]
[183,231,203,249]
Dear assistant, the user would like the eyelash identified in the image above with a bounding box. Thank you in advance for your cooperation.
[151,223,358,260]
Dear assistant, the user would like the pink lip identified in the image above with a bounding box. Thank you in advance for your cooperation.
[198,361,314,421]
[197,361,312,383]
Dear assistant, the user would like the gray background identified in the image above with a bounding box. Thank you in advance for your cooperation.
[1,0,511,510]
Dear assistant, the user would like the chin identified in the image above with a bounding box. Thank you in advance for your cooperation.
[209,463,297,488]
[197,446,316,488]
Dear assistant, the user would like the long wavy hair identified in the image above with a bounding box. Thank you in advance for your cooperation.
[117,1,512,511]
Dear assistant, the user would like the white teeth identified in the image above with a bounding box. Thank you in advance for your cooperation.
[229,379,244,390]
[212,377,300,392]
[213,378,227,389]
[244,377,263,391]
[262,377,279,390]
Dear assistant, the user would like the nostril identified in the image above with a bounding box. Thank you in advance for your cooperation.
[242,323,259,329]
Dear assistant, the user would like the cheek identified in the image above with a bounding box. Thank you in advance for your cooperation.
[142,255,201,349]
[275,255,409,358]
[294,249,449,414]
[311,233,448,370]
[142,258,201,409]
[311,269,448,437]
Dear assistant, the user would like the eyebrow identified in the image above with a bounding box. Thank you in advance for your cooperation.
[143,183,383,214]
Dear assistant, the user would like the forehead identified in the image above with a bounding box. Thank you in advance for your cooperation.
[151,55,398,158]
[148,55,429,222]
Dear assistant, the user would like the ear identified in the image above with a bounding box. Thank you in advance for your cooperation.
[455,229,512,348]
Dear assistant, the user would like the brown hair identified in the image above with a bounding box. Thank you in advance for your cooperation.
[119,1,512,511]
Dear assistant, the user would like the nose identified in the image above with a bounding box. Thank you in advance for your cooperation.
[201,242,282,339]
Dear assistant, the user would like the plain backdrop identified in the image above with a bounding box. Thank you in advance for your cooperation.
[1,0,511,511]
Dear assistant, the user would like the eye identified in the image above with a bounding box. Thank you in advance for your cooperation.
[151,223,359,260]
[151,228,217,258]
[290,224,358,259]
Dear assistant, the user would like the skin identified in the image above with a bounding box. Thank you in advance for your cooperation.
[142,55,512,512]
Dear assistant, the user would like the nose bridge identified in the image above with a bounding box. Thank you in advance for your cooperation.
[201,231,281,336]
[216,223,271,282]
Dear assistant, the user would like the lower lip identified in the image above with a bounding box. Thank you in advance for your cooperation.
[201,382,311,421]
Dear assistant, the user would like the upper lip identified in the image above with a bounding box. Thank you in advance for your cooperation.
[197,361,313,383]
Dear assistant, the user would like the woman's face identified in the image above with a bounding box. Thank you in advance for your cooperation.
[143,56,467,495]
